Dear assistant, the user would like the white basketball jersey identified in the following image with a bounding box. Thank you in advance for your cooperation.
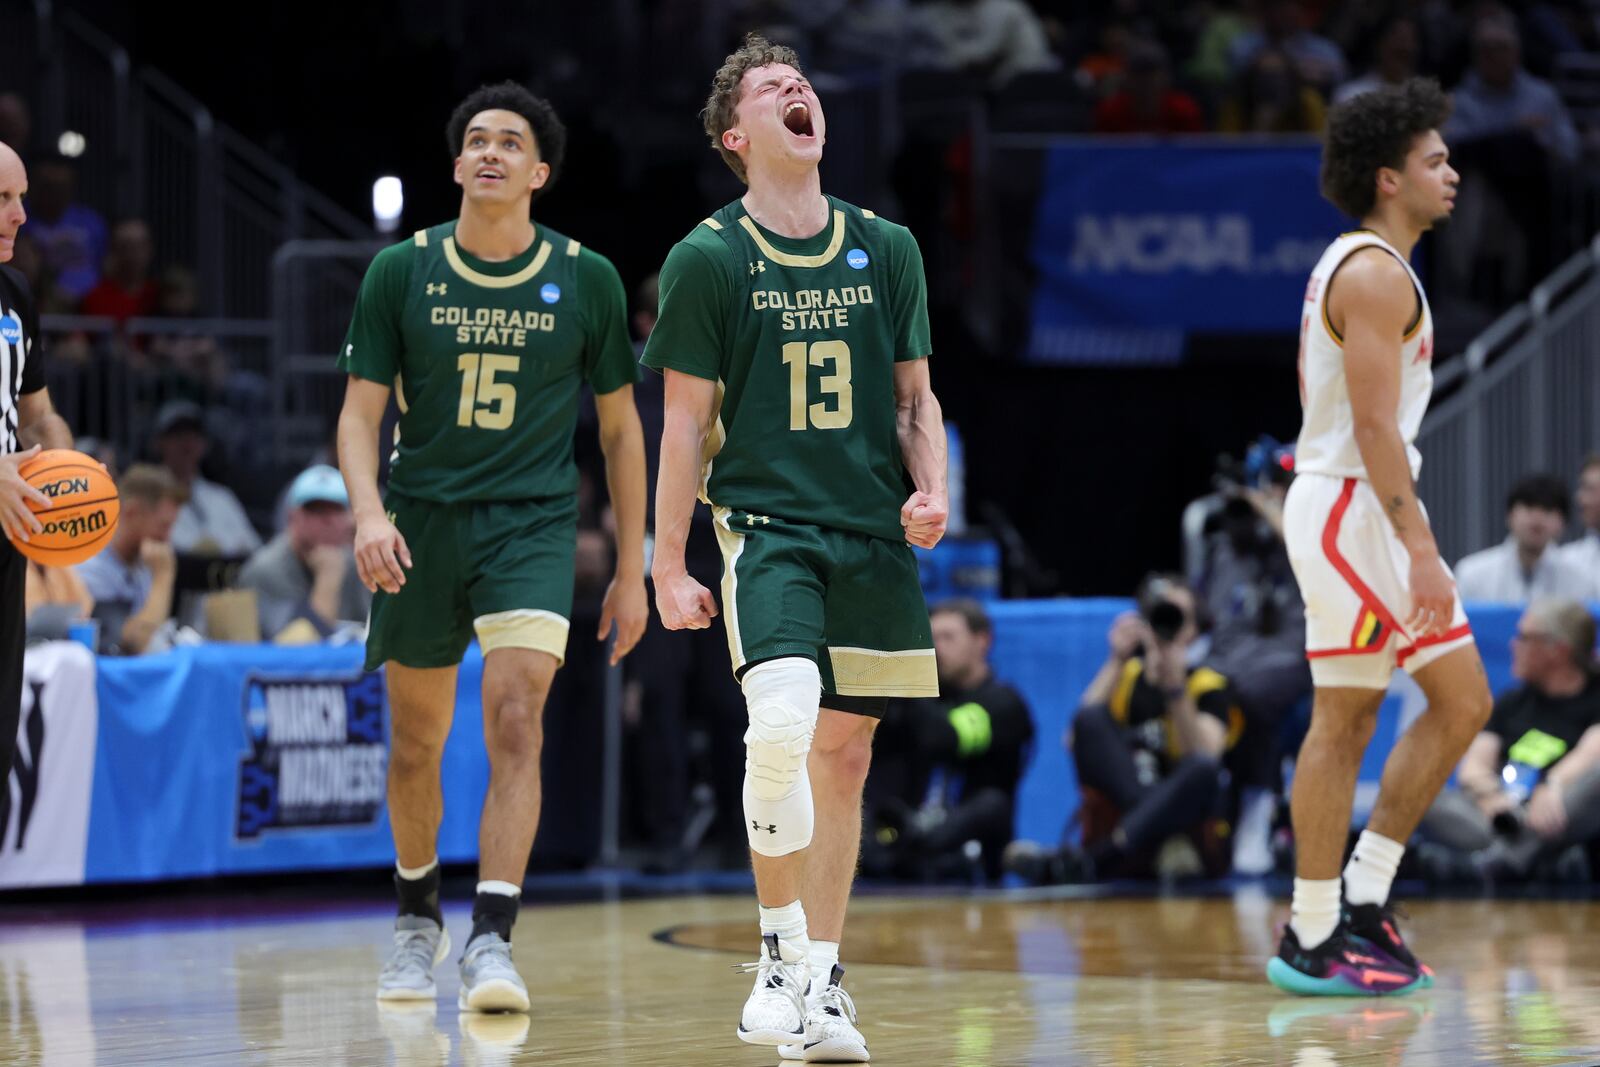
[1294,230,1434,481]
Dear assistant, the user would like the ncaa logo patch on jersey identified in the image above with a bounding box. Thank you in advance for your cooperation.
[540,283,561,304]
[0,314,21,345]
[846,248,869,270]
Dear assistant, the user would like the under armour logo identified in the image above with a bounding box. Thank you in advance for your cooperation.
[426,282,448,296]
[745,514,770,526]
[752,820,777,835]
[749,261,765,275]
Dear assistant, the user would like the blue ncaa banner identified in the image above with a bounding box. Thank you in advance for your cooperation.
[1027,140,1350,361]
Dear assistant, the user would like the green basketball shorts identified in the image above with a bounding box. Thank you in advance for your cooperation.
[363,491,577,671]
[710,506,937,712]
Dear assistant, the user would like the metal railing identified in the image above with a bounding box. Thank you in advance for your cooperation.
[1417,233,1600,565]
[9,0,371,319]
[37,315,283,513]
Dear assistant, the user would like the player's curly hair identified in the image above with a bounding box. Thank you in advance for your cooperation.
[445,81,567,200]
[1320,78,1450,220]
[703,33,805,184]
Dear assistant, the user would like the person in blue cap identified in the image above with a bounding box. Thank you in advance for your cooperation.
[238,464,370,637]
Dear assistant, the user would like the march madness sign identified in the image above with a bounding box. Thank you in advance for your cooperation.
[236,672,388,840]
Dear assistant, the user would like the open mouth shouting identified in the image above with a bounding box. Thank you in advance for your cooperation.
[782,99,815,140]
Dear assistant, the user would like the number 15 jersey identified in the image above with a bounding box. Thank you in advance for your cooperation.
[641,197,932,543]
[337,221,638,503]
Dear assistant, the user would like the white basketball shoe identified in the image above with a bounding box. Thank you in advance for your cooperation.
[779,964,869,1062]
[736,933,809,1046]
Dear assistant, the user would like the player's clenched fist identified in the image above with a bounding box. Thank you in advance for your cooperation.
[653,568,718,630]
[900,490,948,550]
[354,512,412,595]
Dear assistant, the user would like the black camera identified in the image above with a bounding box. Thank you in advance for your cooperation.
[1138,576,1189,643]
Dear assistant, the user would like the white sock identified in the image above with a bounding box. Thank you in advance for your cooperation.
[759,900,810,957]
[808,939,840,988]
[476,879,521,897]
[1343,830,1405,907]
[1290,877,1341,950]
[396,857,438,881]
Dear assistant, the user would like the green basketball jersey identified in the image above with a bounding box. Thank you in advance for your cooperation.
[641,197,931,542]
[337,221,637,503]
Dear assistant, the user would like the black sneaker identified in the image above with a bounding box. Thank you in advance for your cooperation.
[1266,925,1422,996]
[1343,902,1435,990]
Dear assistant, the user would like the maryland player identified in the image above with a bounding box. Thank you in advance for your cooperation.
[1272,79,1492,995]
[645,35,949,1062]
[336,83,646,1012]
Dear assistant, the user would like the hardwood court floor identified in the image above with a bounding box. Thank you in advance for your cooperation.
[4,886,1600,1066]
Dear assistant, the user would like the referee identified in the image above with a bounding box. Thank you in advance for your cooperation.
[1,140,74,800]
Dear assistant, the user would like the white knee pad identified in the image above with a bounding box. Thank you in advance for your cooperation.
[741,657,821,857]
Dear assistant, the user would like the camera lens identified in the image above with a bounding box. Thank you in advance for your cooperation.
[1145,600,1185,642]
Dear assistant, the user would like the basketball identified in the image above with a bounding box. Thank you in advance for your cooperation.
[8,448,121,566]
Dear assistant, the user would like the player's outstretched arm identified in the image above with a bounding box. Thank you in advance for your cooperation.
[651,369,719,631]
[893,357,949,550]
[594,385,649,663]
[1340,249,1450,637]
[337,375,411,595]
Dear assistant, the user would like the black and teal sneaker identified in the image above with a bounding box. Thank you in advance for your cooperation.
[1266,926,1424,997]
[1343,901,1435,990]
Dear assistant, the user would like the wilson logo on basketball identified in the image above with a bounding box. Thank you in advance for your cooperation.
[40,477,92,498]
[39,510,110,539]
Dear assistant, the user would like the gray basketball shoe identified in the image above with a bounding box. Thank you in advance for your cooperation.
[458,932,531,1013]
[377,916,451,1002]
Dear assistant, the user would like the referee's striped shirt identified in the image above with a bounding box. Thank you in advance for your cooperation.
[0,263,45,455]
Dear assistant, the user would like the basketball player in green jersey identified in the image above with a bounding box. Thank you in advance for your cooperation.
[644,36,949,1062]
[337,83,647,1013]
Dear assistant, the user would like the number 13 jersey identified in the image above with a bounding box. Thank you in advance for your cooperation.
[337,221,638,503]
[642,197,932,542]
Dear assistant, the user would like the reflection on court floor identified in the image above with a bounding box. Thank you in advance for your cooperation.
[3,886,1599,1065]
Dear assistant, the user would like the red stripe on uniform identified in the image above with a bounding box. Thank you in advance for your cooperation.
[1397,623,1474,666]
[1306,478,1407,660]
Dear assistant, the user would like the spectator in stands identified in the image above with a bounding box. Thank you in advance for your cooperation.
[237,465,369,640]
[867,599,1034,882]
[145,266,225,387]
[1093,39,1206,134]
[75,464,185,655]
[1448,14,1579,165]
[1229,0,1348,93]
[1076,20,1133,93]
[1559,455,1600,589]
[1183,1,1253,98]
[151,400,262,558]
[1008,575,1239,883]
[910,0,1059,88]
[1333,16,1421,104]
[1420,598,1600,881]
[22,153,108,303]
[81,219,159,327]
[1217,46,1328,133]
[1456,474,1597,604]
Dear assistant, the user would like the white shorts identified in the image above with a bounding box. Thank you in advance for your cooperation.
[1284,473,1474,690]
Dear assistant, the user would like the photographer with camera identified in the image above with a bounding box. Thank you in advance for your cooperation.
[1189,438,1312,874]
[1008,575,1241,883]
[1419,598,1600,881]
